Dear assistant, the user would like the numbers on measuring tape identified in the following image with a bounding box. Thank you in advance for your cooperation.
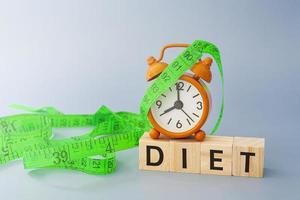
[192,41,204,52]
[0,40,223,175]
[105,142,114,153]
[108,160,114,169]
[151,83,159,94]
[183,50,193,61]
[52,150,68,164]
[171,61,183,71]
[0,120,17,134]
[81,158,87,167]
[92,160,101,168]
[161,71,171,81]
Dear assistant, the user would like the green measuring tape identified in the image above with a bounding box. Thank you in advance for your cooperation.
[0,40,224,175]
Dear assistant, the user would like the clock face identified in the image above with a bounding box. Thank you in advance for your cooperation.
[150,78,205,133]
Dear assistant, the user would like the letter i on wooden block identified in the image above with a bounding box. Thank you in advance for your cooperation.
[170,139,201,173]
[139,133,170,171]
[233,137,265,177]
[200,136,233,176]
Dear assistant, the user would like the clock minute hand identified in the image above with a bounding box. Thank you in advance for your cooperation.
[176,84,180,101]
[160,106,176,116]
[181,109,194,122]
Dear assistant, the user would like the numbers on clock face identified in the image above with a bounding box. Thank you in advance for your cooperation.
[156,100,162,109]
[150,79,204,133]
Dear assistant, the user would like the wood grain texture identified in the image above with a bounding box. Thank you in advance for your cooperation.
[200,135,233,176]
[138,133,265,178]
[170,138,201,173]
[232,137,265,177]
[139,133,170,171]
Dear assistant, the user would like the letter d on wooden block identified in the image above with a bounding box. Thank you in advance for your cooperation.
[139,133,265,178]
[233,137,265,177]
[139,134,170,171]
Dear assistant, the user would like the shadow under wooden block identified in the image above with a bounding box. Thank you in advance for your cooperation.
[200,135,233,176]
[139,133,170,171]
[233,137,265,177]
[170,138,201,173]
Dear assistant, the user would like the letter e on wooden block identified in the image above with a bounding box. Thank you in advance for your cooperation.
[233,137,265,177]
[139,133,170,171]
[169,138,201,173]
[200,136,233,176]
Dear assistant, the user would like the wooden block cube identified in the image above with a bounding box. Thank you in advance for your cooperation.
[200,135,233,176]
[139,133,170,171]
[169,138,201,173]
[138,133,265,178]
[232,137,265,177]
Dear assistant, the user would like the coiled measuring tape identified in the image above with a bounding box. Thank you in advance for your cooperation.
[0,40,224,175]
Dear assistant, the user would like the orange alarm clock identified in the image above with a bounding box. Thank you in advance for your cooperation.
[146,44,213,141]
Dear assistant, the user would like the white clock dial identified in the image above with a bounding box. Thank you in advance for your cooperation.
[150,79,204,133]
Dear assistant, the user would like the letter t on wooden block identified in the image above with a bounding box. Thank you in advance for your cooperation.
[139,133,170,171]
[233,137,265,177]
[200,136,233,176]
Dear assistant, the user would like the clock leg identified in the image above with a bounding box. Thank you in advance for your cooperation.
[149,128,160,139]
[195,130,206,141]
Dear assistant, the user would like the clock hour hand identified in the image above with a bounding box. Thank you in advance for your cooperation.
[160,106,176,116]
[181,109,194,122]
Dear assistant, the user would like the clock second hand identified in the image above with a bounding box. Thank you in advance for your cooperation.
[181,109,194,122]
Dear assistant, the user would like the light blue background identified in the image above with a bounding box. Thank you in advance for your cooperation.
[0,0,299,199]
